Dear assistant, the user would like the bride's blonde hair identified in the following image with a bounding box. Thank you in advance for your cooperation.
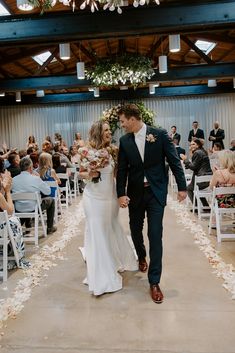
[89,120,110,150]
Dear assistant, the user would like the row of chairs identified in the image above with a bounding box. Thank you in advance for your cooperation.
[170,170,235,243]
[0,166,82,281]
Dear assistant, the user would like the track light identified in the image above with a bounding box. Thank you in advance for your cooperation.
[169,34,181,53]
[36,90,45,97]
[59,43,70,60]
[77,62,85,79]
[94,87,99,97]
[159,55,168,73]
[0,92,5,97]
[16,0,34,11]
[208,79,217,87]
[16,92,21,102]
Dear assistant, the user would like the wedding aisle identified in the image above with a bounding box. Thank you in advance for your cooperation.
[1,197,235,353]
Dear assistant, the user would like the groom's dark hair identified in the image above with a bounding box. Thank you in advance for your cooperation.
[118,104,142,120]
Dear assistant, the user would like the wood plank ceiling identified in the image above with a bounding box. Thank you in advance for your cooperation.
[0,0,235,104]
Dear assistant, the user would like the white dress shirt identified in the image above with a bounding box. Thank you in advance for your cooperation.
[134,123,147,182]
[12,171,51,212]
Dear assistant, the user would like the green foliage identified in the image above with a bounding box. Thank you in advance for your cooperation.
[87,54,154,88]
[101,102,155,135]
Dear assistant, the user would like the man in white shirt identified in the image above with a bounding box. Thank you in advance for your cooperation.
[117,104,187,304]
[12,157,57,234]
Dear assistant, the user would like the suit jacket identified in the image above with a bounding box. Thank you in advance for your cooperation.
[188,128,204,142]
[170,132,181,143]
[175,145,186,159]
[184,149,212,186]
[208,128,225,148]
[116,126,187,207]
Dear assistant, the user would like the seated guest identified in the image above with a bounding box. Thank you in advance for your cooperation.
[170,126,181,143]
[7,152,21,177]
[29,152,39,170]
[230,139,235,151]
[69,145,80,164]
[19,149,27,159]
[52,153,67,188]
[173,138,185,159]
[42,140,52,154]
[12,157,57,234]
[0,159,28,268]
[210,150,235,207]
[208,121,225,149]
[26,147,35,156]
[181,139,212,207]
[54,144,73,168]
[37,153,60,197]
[209,142,223,171]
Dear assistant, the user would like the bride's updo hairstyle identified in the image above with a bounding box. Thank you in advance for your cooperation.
[89,120,109,150]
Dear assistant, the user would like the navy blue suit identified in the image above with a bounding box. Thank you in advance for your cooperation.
[116,126,186,284]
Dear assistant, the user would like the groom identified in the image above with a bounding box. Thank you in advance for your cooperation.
[116,104,187,303]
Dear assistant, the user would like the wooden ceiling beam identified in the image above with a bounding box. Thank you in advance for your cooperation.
[0,45,56,67]
[1,1,235,45]
[190,32,235,45]
[1,62,235,92]
[147,36,167,59]
[33,48,57,76]
[181,35,215,64]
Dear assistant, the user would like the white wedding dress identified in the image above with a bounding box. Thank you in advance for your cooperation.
[82,161,138,296]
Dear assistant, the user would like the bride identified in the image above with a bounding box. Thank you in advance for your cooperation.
[79,120,138,296]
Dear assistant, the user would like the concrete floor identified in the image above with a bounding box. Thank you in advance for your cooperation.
[1,196,235,353]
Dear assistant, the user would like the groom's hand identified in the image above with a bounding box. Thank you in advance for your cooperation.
[177,191,187,202]
[118,196,130,208]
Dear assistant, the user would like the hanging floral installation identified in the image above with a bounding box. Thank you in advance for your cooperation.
[86,54,154,88]
[0,202,85,331]
[27,0,160,14]
[101,102,155,134]
[168,196,235,299]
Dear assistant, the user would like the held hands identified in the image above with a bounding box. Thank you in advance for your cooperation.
[118,196,130,208]
[89,170,100,178]
[177,191,187,202]
[180,153,187,161]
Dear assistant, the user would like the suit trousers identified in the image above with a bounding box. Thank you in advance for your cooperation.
[129,186,165,284]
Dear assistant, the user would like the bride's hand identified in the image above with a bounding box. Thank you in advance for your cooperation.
[89,171,100,178]
[118,196,130,208]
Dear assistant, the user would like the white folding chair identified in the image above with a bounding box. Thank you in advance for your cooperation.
[12,192,47,246]
[56,173,72,208]
[44,180,62,224]
[192,175,212,220]
[67,167,79,198]
[209,186,235,242]
[0,211,20,281]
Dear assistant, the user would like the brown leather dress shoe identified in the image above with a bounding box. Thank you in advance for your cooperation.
[138,258,148,272]
[150,284,164,304]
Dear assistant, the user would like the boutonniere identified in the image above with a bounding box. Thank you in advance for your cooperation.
[146,133,157,143]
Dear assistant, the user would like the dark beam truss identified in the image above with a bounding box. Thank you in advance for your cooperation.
[0,1,235,46]
[0,83,234,106]
[1,63,235,92]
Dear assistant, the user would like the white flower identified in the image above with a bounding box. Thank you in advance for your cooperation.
[146,133,157,143]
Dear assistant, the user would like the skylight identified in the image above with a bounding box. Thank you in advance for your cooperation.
[194,40,216,55]
[0,3,10,16]
[32,51,57,66]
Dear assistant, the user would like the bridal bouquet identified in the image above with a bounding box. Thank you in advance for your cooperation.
[78,146,110,183]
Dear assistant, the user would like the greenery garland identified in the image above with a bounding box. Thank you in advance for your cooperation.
[86,54,154,88]
[102,102,155,134]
